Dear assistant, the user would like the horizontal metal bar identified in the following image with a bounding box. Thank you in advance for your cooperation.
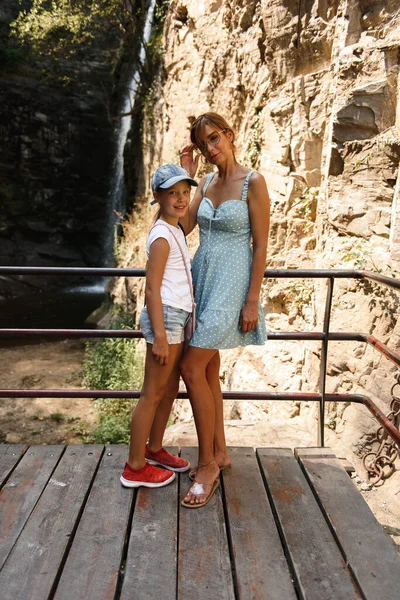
[0,329,144,338]
[365,335,400,367]
[0,329,321,341]
[0,330,369,341]
[0,388,396,447]
[360,270,400,291]
[0,266,147,277]
[0,266,364,278]
[326,393,400,450]
[1,330,399,372]
[0,389,340,401]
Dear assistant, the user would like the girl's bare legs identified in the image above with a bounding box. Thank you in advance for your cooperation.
[206,351,231,467]
[128,342,183,470]
[147,359,182,452]
[180,347,220,504]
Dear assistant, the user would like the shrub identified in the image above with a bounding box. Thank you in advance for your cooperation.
[80,309,143,444]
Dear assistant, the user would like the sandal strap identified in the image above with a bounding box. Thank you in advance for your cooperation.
[188,481,214,497]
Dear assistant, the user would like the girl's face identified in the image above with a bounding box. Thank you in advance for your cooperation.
[195,123,233,164]
[154,180,191,224]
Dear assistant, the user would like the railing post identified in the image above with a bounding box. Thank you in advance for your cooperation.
[319,277,334,447]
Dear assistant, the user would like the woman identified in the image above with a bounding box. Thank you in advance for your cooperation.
[179,113,270,508]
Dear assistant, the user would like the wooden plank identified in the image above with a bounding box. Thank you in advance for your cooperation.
[0,444,103,600]
[222,447,296,600]
[54,445,133,600]
[296,447,400,600]
[337,457,355,474]
[178,447,235,600]
[120,446,179,600]
[257,448,361,600]
[0,444,64,569]
[0,445,27,486]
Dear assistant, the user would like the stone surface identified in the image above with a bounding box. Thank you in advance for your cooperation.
[112,0,400,475]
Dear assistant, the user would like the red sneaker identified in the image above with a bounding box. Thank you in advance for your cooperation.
[120,462,175,488]
[145,445,190,473]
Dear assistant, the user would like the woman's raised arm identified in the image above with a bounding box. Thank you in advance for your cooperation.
[179,176,206,235]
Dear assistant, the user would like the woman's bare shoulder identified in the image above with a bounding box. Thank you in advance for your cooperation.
[248,170,269,194]
[198,173,210,187]
[248,170,266,183]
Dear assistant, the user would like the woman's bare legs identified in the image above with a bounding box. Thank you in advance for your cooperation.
[180,346,220,504]
[206,351,231,467]
[147,359,182,453]
[128,342,183,470]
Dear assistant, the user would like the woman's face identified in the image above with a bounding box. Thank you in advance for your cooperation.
[196,123,233,164]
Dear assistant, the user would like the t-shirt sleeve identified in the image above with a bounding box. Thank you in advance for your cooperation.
[146,225,172,257]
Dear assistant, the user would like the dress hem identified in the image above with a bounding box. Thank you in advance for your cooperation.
[189,338,268,350]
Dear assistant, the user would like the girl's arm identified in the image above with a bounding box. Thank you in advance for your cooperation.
[145,238,170,365]
[240,172,270,333]
[179,175,207,235]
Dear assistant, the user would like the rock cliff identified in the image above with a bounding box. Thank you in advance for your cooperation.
[116,0,400,473]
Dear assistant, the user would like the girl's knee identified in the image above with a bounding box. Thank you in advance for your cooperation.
[140,387,166,409]
[164,382,179,402]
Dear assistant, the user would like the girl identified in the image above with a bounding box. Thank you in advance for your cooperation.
[120,164,198,488]
[179,113,270,508]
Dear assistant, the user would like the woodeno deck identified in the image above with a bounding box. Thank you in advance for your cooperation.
[0,445,399,600]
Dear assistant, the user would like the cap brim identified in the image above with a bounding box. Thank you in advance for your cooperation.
[158,175,198,189]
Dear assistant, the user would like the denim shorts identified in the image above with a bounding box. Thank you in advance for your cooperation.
[139,305,191,345]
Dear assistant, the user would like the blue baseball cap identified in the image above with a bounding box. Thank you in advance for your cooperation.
[150,164,197,204]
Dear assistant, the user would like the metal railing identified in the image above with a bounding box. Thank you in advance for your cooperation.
[1,266,400,450]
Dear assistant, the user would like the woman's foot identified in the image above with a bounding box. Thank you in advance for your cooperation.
[182,460,220,507]
[189,451,231,480]
[214,449,231,470]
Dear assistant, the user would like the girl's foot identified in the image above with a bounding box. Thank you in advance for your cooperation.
[145,444,190,472]
[120,462,175,488]
[182,460,220,507]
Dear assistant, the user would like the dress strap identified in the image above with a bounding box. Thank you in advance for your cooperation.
[202,173,215,197]
[241,170,254,202]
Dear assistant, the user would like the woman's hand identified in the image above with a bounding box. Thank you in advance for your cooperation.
[152,335,169,365]
[239,300,259,333]
[180,144,200,178]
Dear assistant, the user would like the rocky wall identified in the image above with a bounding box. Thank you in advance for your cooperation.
[120,0,400,471]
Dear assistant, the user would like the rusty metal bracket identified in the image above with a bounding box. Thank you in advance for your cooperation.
[363,374,400,486]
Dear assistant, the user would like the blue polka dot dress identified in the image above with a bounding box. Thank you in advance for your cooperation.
[190,170,267,350]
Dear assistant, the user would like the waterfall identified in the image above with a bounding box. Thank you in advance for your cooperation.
[104,0,157,267]
[64,0,156,302]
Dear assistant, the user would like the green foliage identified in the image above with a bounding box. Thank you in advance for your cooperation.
[339,241,400,322]
[10,0,139,60]
[50,412,64,422]
[291,191,314,221]
[245,110,262,168]
[79,309,143,444]
[339,241,378,270]
[286,280,314,312]
[326,413,337,430]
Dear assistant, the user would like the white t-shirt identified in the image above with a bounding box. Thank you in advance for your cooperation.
[146,220,193,312]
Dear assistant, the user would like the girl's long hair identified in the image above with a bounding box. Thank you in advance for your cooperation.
[190,112,237,152]
[153,205,161,223]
